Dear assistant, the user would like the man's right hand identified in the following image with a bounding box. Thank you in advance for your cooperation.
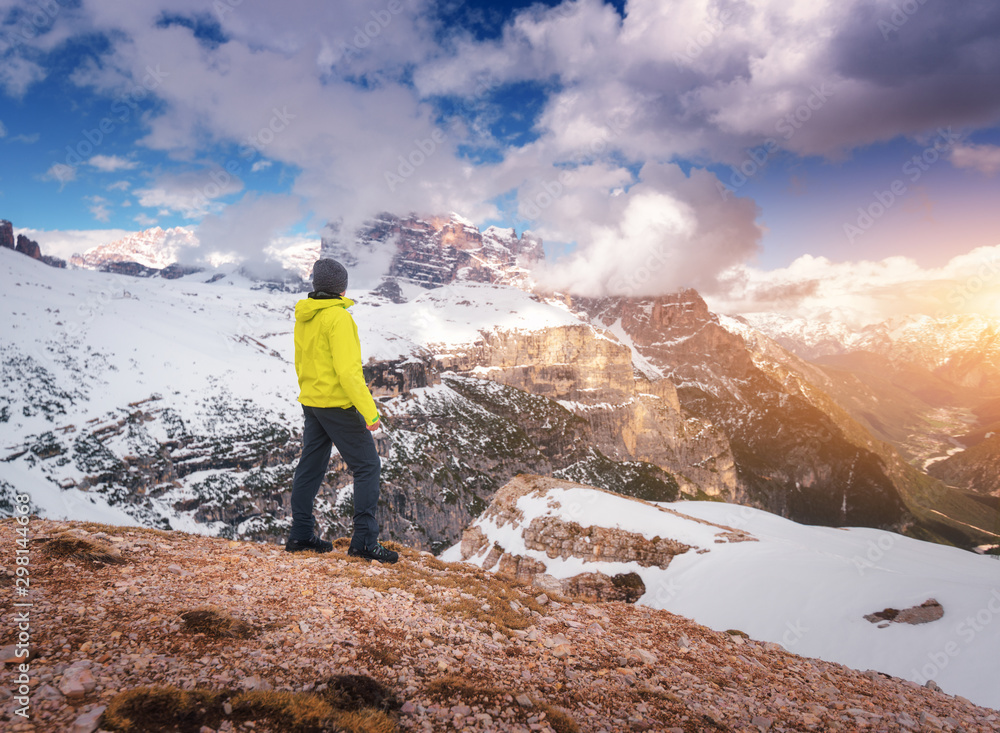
[367,419,381,432]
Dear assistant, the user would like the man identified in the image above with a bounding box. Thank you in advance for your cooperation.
[285,258,398,564]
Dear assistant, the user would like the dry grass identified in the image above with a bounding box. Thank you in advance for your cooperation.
[58,521,178,539]
[325,673,399,712]
[102,683,398,733]
[102,686,224,732]
[424,673,504,703]
[43,532,125,564]
[537,702,580,733]
[179,606,255,639]
[331,708,397,733]
[230,690,336,731]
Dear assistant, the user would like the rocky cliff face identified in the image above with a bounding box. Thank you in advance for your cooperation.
[433,324,737,498]
[0,219,14,250]
[324,213,543,289]
[0,220,65,267]
[574,292,908,530]
[15,232,41,259]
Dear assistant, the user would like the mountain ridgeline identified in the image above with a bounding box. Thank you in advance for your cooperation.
[2,212,998,553]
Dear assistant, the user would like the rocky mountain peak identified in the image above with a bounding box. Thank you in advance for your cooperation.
[0,219,13,250]
[70,226,198,271]
[15,233,41,259]
[323,212,543,289]
[0,219,65,267]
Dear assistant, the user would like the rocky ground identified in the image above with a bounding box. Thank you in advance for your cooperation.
[1,518,997,733]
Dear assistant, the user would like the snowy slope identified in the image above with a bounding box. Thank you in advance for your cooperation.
[0,248,586,529]
[445,484,1000,710]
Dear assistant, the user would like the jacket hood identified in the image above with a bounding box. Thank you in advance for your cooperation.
[295,296,355,323]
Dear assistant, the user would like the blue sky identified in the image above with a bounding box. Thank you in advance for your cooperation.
[3,0,1000,321]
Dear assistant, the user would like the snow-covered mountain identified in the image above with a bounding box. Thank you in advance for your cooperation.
[3,212,997,553]
[446,475,1000,709]
[327,212,543,290]
[742,311,1000,391]
[69,226,199,271]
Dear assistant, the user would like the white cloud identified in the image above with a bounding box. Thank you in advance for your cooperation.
[135,169,244,219]
[532,161,762,296]
[85,195,112,222]
[950,144,1000,177]
[133,213,157,227]
[107,180,131,191]
[88,154,138,172]
[31,0,1000,295]
[190,192,304,277]
[41,163,76,188]
[0,56,45,97]
[250,160,272,172]
[706,245,1000,326]
[10,132,40,144]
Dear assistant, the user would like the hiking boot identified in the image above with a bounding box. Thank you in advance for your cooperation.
[348,541,399,564]
[285,534,333,553]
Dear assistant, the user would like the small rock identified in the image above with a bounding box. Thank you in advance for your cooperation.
[535,593,549,606]
[544,634,571,648]
[71,705,106,733]
[896,712,917,729]
[242,675,272,691]
[0,644,35,664]
[59,664,96,699]
[400,701,416,715]
[166,564,185,575]
[630,648,657,665]
[515,693,534,707]
[924,679,942,692]
[452,704,472,717]
[35,684,64,701]
[751,715,773,730]
[920,711,943,727]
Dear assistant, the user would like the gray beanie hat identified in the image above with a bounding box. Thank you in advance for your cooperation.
[312,258,348,294]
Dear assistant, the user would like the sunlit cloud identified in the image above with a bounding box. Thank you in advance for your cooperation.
[951,144,1000,177]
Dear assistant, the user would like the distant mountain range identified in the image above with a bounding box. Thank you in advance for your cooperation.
[69,226,199,271]
[1,213,997,555]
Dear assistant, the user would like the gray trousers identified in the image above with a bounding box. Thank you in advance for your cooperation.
[289,405,381,548]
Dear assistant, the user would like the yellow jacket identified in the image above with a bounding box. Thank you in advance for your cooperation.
[293,296,379,425]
